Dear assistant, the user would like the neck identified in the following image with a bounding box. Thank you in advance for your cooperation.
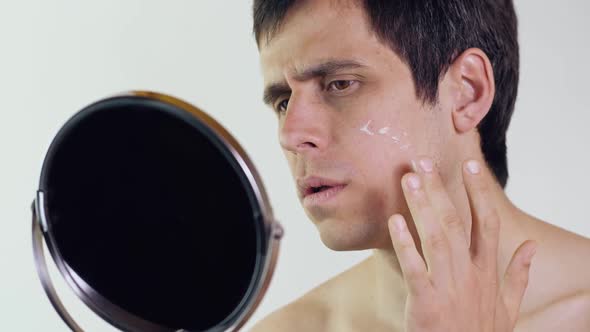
[369,161,531,325]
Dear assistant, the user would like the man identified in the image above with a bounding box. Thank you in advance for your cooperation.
[250,0,590,331]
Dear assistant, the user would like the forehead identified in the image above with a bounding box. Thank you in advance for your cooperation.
[258,0,391,84]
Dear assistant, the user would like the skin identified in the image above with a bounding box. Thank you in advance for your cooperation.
[252,0,590,331]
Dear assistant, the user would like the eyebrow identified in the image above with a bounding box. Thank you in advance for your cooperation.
[262,59,366,106]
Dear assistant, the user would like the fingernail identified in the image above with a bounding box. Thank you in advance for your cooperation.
[466,160,480,174]
[419,158,433,173]
[406,174,421,190]
[410,160,418,172]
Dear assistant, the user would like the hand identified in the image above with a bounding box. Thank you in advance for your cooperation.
[387,157,537,332]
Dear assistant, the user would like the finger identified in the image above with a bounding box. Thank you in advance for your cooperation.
[462,159,500,275]
[501,240,537,325]
[401,172,453,287]
[388,214,431,296]
[414,157,471,271]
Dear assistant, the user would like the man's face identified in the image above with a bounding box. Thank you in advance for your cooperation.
[259,0,456,250]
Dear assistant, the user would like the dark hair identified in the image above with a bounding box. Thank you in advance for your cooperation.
[253,0,519,188]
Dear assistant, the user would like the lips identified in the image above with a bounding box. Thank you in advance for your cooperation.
[297,176,347,199]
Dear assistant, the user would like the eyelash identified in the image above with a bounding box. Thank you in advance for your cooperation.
[326,80,357,92]
[275,99,289,114]
[274,80,358,114]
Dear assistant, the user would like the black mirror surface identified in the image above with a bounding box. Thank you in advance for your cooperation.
[39,96,265,331]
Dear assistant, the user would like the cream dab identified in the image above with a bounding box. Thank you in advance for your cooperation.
[360,120,375,135]
[400,131,411,149]
[359,120,411,149]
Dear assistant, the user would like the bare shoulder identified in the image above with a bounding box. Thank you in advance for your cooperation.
[516,218,590,331]
[249,258,372,332]
[516,291,590,331]
[248,292,329,332]
[530,219,590,290]
[248,269,343,332]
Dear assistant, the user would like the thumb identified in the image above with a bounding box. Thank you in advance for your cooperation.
[501,240,537,325]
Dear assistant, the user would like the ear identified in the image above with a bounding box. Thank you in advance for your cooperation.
[446,48,495,134]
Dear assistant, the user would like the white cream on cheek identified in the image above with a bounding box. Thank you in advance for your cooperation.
[359,120,412,150]
[360,120,375,135]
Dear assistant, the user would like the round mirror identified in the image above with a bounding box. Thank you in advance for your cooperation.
[32,91,283,332]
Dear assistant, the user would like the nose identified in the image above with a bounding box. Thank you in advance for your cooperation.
[279,91,330,155]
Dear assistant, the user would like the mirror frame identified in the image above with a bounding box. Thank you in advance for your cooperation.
[31,91,284,332]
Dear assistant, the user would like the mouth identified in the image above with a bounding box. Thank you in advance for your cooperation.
[307,185,335,196]
[298,177,348,206]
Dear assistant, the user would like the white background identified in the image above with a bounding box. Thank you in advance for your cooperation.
[0,1,588,331]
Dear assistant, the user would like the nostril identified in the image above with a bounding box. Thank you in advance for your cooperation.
[279,121,325,152]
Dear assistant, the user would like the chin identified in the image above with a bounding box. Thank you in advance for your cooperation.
[315,217,388,251]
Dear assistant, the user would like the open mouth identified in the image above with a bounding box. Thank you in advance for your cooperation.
[304,184,346,198]
[302,183,347,206]
[298,176,347,202]
[311,185,332,194]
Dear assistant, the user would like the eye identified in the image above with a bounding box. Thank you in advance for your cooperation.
[327,80,356,92]
[275,98,289,114]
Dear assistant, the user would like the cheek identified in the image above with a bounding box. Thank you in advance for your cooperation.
[354,118,417,157]
[349,120,416,189]
[344,143,413,234]
[282,150,299,173]
[346,117,418,208]
[350,102,444,165]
